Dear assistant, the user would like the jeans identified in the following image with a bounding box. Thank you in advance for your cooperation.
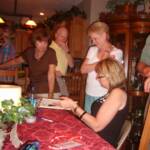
[84,94,100,113]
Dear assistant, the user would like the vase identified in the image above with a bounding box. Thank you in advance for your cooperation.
[0,123,23,149]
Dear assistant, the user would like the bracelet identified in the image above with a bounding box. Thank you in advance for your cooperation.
[79,111,87,120]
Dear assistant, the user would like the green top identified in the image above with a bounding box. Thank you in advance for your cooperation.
[140,35,150,65]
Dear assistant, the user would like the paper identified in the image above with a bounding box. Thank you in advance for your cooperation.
[39,98,69,110]
[50,140,82,149]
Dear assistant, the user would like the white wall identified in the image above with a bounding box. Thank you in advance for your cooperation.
[78,0,108,23]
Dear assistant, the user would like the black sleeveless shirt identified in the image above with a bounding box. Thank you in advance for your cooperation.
[91,93,128,147]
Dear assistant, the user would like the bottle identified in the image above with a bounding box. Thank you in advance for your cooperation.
[29,86,37,108]
[20,140,39,150]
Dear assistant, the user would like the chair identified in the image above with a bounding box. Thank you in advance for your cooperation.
[116,120,132,150]
[143,94,150,122]
[0,69,18,84]
[65,72,86,108]
[139,104,150,150]
[0,69,28,94]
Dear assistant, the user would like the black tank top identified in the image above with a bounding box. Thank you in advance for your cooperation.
[91,93,128,147]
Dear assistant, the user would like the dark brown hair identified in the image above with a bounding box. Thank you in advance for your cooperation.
[31,27,51,46]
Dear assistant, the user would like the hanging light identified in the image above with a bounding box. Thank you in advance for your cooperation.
[25,19,37,28]
[0,17,5,24]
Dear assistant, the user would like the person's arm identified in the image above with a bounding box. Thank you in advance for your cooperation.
[57,88,126,132]
[0,56,25,68]
[137,61,150,77]
[58,41,74,68]
[65,52,74,68]
[48,64,56,98]
[80,58,98,74]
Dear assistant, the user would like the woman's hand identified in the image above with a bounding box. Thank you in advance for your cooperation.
[56,96,78,110]
[144,77,150,92]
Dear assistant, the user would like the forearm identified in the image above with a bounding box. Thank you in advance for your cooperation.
[137,62,150,77]
[48,75,55,98]
[0,56,24,68]
[80,63,98,74]
[66,53,74,68]
[48,65,56,98]
[73,105,100,132]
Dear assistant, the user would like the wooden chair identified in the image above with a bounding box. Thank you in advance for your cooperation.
[139,103,150,150]
[0,69,18,84]
[65,72,86,108]
[117,120,132,150]
[0,68,28,94]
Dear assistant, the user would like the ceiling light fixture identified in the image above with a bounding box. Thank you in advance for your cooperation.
[0,17,5,24]
[25,19,37,28]
[40,12,44,16]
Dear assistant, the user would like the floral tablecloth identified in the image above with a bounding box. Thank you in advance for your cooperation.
[4,108,115,150]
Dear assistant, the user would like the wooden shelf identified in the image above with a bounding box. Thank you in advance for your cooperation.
[128,90,148,97]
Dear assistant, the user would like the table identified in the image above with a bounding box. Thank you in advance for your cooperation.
[4,108,115,150]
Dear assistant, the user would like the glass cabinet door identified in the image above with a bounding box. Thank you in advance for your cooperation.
[128,33,149,91]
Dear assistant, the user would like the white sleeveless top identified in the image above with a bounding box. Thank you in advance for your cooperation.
[85,46,123,97]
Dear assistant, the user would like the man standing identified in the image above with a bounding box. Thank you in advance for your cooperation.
[137,35,150,77]
[137,34,150,120]
[50,27,74,97]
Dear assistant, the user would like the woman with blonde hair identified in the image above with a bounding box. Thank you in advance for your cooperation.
[81,21,123,113]
[54,58,128,147]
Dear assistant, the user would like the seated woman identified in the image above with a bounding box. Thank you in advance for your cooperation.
[54,58,128,147]
[0,27,58,99]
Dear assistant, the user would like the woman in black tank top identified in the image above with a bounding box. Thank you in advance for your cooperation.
[53,58,128,148]
[91,92,128,147]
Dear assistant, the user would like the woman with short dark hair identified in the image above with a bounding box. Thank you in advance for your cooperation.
[0,27,58,98]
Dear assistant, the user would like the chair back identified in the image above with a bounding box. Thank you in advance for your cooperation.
[117,120,132,150]
[139,104,150,150]
[65,72,86,108]
[0,69,18,84]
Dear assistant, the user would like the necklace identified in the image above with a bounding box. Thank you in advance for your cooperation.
[95,93,109,103]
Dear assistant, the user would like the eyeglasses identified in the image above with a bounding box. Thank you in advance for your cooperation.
[96,75,105,80]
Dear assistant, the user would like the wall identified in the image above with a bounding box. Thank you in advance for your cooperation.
[78,0,108,23]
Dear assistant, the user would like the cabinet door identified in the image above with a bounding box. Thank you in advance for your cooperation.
[68,17,88,59]
[15,29,32,54]
[128,33,149,91]
[110,33,128,76]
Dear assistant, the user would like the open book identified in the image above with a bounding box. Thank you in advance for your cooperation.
[38,98,70,110]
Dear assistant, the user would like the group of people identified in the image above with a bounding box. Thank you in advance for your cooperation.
[0,26,74,99]
[0,20,150,148]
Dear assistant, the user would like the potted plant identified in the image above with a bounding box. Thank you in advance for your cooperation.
[106,0,146,12]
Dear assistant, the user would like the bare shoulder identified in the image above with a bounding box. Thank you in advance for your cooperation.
[109,88,127,109]
[111,88,126,95]
[110,88,127,102]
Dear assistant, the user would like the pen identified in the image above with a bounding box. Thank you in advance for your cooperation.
[41,117,53,123]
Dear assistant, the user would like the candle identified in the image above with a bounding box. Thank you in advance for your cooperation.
[0,85,22,109]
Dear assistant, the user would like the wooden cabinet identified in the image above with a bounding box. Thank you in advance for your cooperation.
[68,16,88,59]
[100,12,150,90]
[15,29,32,54]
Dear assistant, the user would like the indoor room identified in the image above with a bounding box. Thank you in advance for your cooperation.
[0,0,150,149]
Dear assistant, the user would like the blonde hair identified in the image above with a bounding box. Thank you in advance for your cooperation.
[96,58,126,91]
[88,21,109,36]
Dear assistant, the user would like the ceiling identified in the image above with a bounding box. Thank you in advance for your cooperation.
[0,0,83,18]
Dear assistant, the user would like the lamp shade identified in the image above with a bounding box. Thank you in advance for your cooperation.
[25,19,37,28]
[0,17,5,24]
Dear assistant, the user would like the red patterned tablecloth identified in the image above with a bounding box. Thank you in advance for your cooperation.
[4,108,115,150]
